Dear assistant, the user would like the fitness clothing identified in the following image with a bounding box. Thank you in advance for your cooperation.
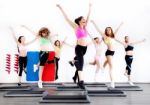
[105,50,115,56]
[18,56,27,76]
[125,45,134,51]
[125,55,133,75]
[39,51,49,66]
[75,27,87,39]
[74,45,87,70]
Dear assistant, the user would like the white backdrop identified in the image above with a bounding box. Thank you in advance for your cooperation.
[0,0,150,83]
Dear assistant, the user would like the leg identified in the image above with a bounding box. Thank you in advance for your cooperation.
[18,57,24,86]
[55,57,59,80]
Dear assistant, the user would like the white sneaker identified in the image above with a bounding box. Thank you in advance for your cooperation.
[33,65,38,72]
[38,81,43,88]
[129,81,134,86]
[110,82,115,88]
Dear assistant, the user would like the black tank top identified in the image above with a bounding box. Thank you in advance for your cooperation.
[125,45,134,51]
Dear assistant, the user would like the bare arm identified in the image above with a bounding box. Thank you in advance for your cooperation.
[131,38,146,45]
[61,36,68,47]
[25,36,39,46]
[91,20,105,38]
[115,38,126,47]
[114,22,124,35]
[56,4,77,29]
[86,3,92,25]
[9,27,19,45]
[21,25,37,36]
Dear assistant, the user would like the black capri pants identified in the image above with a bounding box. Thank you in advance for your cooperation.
[74,45,87,71]
[19,56,27,76]
[125,55,133,75]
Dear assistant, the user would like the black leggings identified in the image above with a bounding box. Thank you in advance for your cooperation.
[55,57,60,79]
[125,55,133,75]
[74,45,87,71]
[19,56,27,76]
[73,45,87,81]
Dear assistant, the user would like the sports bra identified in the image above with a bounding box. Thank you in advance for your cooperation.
[40,37,50,45]
[103,37,114,45]
[125,45,134,51]
[75,27,87,39]
[18,44,26,52]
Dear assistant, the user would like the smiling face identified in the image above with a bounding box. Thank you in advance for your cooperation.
[39,27,50,38]
[54,40,61,47]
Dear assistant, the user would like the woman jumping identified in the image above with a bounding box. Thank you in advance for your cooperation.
[91,20,123,88]
[57,4,92,89]
[116,36,146,85]
[10,26,38,86]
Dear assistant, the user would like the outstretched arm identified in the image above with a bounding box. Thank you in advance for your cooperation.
[131,38,146,45]
[115,38,126,47]
[9,26,19,45]
[21,25,37,36]
[61,36,68,47]
[56,4,77,29]
[86,3,92,25]
[91,20,105,37]
[25,36,39,46]
[114,22,124,35]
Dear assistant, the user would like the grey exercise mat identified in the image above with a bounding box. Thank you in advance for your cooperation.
[0,85,31,91]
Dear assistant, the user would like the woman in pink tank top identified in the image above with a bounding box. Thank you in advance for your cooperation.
[57,4,92,89]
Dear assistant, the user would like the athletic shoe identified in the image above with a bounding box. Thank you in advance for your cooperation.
[18,83,21,86]
[72,77,76,83]
[78,81,85,89]
[38,81,43,88]
[110,82,115,88]
[129,81,135,86]
[69,61,74,67]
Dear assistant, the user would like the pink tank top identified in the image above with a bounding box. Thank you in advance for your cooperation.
[75,27,87,39]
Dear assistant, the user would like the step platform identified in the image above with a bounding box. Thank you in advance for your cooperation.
[40,90,90,103]
[108,85,143,91]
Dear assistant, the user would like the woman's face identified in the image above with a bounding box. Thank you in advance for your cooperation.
[95,38,100,43]
[106,28,112,36]
[42,31,49,37]
[21,37,25,43]
[125,36,129,42]
[56,41,60,46]
[79,17,86,27]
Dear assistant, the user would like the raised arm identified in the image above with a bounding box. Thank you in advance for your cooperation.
[131,38,146,45]
[21,25,37,36]
[86,3,92,25]
[91,20,105,37]
[115,38,126,47]
[9,27,19,45]
[114,22,124,35]
[25,36,39,46]
[56,4,77,29]
[61,36,68,47]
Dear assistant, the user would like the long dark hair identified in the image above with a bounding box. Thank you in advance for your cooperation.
[74,16,83,26]
[17,36,24,53]
[105,27,115,38]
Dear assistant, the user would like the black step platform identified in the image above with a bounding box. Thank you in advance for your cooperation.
[40,90,90,103]
[4,90,44,97]
[0,85,31,91]
[108,85,143,91]
[57,84,83,91]
[87,87,126,97]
